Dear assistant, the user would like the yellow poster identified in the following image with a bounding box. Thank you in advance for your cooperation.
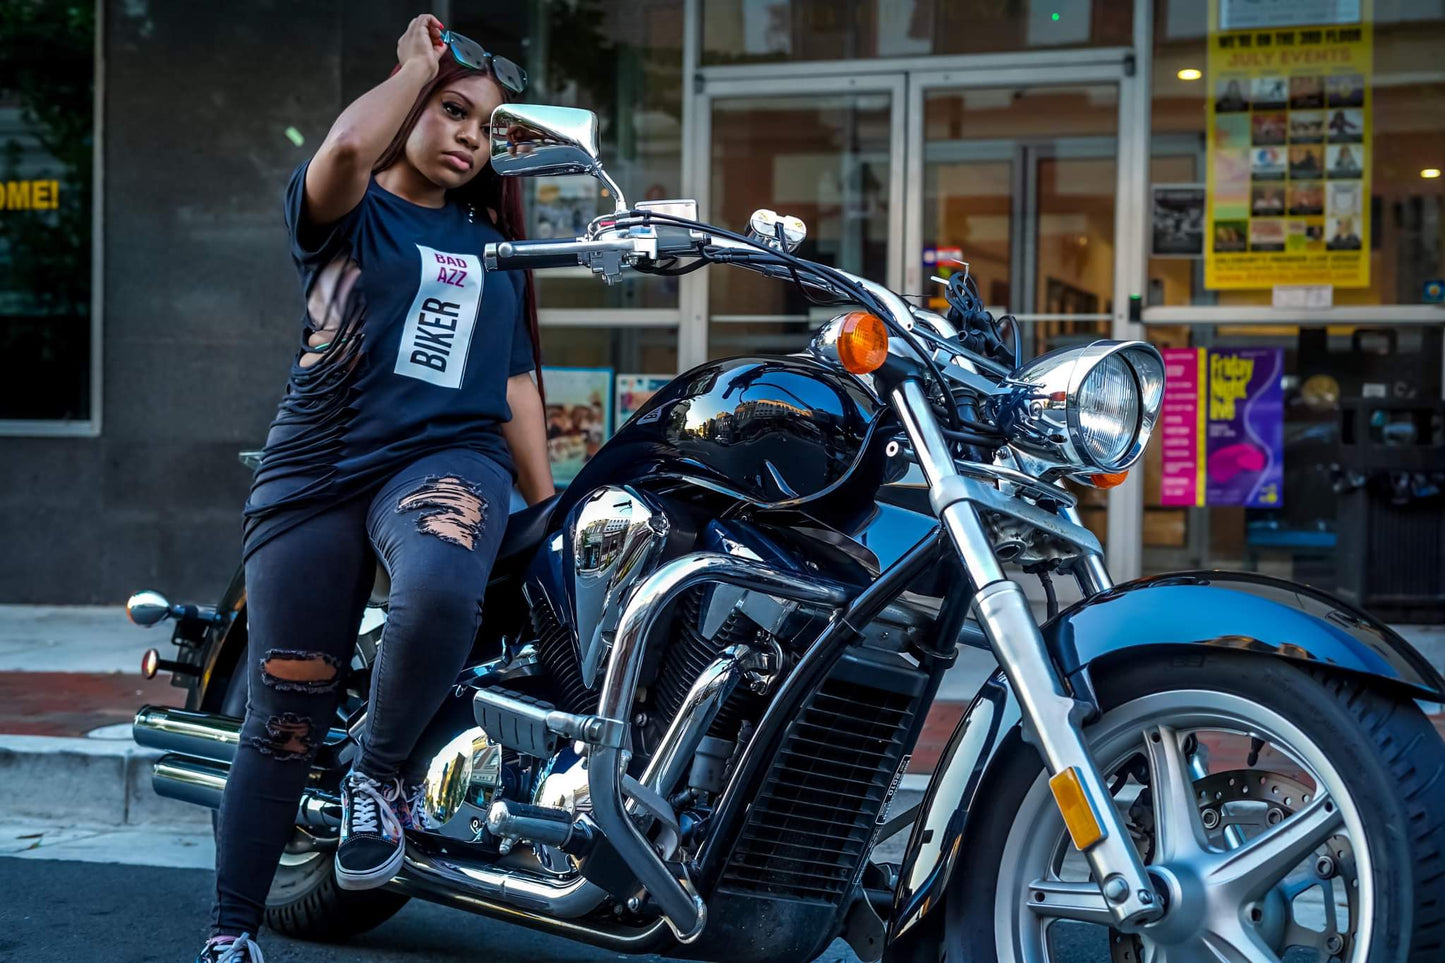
[1205,5,1372,289]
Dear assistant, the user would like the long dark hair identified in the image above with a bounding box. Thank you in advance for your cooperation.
[373,56,543,401]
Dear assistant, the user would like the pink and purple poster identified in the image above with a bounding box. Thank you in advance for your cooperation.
[1160,348,1205,507]
[1159,346,1284,508]
[1205,347,1284,508]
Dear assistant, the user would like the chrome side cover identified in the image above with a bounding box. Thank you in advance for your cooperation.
[564,485,671,688]
[420,726,505,841]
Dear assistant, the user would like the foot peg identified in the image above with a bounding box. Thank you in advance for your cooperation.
[487,800,593,854]
[472,686,626,756]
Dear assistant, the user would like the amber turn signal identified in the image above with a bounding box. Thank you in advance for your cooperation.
[1089,471,1129,488]
[836,312,889,374]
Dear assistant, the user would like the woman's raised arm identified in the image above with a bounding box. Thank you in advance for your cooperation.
[303,14,446,228]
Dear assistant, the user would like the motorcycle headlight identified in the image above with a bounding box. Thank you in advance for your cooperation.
[1076,354,1140,467]
[995,341,1164,476]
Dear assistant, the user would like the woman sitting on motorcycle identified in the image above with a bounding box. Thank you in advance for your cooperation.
[197,15,551,962]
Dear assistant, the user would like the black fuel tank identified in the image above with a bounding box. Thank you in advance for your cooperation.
[564,356,883,510]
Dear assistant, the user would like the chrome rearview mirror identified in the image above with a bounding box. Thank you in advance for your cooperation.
[488,104,627,213]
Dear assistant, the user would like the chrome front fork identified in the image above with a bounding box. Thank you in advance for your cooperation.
[892,380,1160,929]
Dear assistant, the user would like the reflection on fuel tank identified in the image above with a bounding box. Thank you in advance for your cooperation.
[662,361,869,503]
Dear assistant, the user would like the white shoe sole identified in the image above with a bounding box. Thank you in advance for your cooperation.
[333,837,405,891]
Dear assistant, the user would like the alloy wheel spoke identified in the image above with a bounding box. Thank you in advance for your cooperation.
[1143,724,1212,862]
[1024,878,1115,926]
[1201,921,1287,963]
[1205,793,1344,901]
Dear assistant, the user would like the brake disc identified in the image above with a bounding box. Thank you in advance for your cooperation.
[1111,768,1358,962]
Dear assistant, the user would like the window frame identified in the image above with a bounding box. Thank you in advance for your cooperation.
[0,0,104,437]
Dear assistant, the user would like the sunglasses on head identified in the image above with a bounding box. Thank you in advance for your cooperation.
[439,30,527,94]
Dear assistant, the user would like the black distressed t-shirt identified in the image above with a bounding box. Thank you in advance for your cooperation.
[242,160,533,557]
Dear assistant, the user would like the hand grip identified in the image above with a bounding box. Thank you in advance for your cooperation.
[484,239,587,271]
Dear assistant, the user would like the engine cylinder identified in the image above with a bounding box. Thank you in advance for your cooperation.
[654,587,767,736]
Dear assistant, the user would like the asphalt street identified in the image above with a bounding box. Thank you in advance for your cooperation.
[0,856,1112,962]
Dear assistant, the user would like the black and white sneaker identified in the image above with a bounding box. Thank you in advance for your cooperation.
[195,932,264,962]
[335,770,405,890]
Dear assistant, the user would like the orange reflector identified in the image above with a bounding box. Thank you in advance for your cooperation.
[140,648,160,680]
[1089,471,1129,489]
[1049,767,1107,850]
[837,312,889,374]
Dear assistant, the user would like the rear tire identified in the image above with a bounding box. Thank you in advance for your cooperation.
[944,651,1445,962]
[213,663,409,941]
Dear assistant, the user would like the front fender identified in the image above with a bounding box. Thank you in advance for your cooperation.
[1048,571,1445,702]
[885,570,1445,951]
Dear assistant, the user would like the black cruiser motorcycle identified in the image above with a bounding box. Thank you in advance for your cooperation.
[129,104,1445,962]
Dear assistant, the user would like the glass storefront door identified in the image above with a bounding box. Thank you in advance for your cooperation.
[691,55,1142,574]
[691,75,906,362]
[908,77,1127,551]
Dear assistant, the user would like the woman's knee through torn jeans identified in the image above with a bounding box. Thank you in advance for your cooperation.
[213,448,512,937]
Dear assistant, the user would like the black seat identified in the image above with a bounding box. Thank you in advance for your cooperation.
[497,493,562,566]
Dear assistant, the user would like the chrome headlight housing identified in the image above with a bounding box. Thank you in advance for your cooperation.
[993,340,1165,475]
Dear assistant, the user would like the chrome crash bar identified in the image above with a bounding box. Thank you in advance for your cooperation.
[589,553,851,941]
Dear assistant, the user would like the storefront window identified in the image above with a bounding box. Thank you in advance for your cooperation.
[542,325,678,373]
[706,91,893,358]
[1142,323,1443,609]
[1149,0,1445,307]
[0,1,95,424]
[453,1,684,313]
[701,0,1131,65]
[1143,2,1445,615]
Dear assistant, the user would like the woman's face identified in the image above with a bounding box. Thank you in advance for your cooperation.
[404,72,505,190]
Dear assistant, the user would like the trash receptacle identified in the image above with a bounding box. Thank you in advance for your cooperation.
[1333,399,1445,623]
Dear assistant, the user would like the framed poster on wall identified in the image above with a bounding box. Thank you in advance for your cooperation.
[542,366,613,485]
[1204,5,1372,289]
[616,373,671,426]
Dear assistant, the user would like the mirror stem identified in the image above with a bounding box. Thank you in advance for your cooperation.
[595,166,628,215]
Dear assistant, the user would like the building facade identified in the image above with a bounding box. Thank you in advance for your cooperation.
[1,0,1442,607]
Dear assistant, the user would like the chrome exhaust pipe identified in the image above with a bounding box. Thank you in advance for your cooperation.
[393,847,608,919]
[153,754,228,808]
[151,755,609,921]
[640,644,755,798]
[151,754,340,829]
[134,706,240,763]
[387,853,667,950]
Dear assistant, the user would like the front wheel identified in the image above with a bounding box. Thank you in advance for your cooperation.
[947,651,1445,962]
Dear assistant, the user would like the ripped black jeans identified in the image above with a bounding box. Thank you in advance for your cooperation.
[213,448,512,937]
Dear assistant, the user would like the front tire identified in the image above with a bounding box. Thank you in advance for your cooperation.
[946,651,1445,962]
[213,661,409,941]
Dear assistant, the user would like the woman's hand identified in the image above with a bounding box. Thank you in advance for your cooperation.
[304,13,448,228]
[397,14,446,80]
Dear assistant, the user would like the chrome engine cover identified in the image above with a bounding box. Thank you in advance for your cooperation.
[564,485,671,688]
[420,726,504,840]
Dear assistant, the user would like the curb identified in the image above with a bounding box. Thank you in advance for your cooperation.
[0,734,209,828]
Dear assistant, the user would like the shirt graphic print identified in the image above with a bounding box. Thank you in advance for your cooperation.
[394,244,485,389]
